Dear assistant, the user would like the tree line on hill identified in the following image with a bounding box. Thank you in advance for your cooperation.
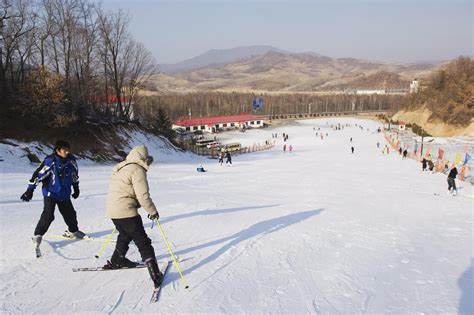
[1,0,156,133]
[134,92,404,122]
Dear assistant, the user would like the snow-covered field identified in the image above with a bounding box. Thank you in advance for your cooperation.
[0,118,472,314]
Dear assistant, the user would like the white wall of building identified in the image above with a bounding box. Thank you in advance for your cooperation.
[173,119,264,134]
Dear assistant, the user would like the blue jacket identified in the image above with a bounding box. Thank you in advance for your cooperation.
[27,153,79,201]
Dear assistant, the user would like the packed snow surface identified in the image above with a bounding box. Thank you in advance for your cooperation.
[0,118,472,314]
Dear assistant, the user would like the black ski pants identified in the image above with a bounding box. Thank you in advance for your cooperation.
[111,215,155,262]
[447,178,457,191]
[34,196,79,236]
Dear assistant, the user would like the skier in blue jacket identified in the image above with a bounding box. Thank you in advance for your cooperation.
[21,140,86,249]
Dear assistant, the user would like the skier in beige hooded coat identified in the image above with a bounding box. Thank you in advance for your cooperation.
[105,145,163,288]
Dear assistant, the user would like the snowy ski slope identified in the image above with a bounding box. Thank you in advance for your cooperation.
[0,118,472,314]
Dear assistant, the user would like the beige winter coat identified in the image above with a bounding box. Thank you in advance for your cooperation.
[106,145,158,219]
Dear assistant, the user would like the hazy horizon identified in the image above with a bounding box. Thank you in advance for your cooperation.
[102,0,473,65]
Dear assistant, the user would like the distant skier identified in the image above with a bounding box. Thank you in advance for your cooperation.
[21,140,86,251]
[351,146,354,154]
[350,137,352,142]
[403,149,408,159]
[197,164,206,172]
[105,145,163,288]
[399,147,402,155]
[444,162,450,174]
[376,142,380,148]
[427,160,435,172]
[289,144,293,153]
[422,158,427,171]
[225,151,232,166]
[283,144,286,152]
[218,149,225,165]
[447,166,458,195]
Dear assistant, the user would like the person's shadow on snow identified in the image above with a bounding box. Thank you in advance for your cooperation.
[148,204,280,226]
[173,209,324,283]
[458,258,473,314]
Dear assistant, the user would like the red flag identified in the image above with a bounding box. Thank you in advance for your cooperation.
[438,148,444,160]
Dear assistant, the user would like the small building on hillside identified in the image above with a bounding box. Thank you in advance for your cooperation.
[398,121,406,131]
[355,89,387,95]
[89,95,134,118]
[173,114,264,133]
[410,79,419,93]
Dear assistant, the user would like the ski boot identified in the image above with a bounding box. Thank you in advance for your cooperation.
[31,235,42,246]
[32,235,42,258]
[105,250,139,269]
[145,258,164,288]
[63,230,87,239]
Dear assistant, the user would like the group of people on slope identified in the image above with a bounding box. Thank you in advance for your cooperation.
[218,148,232,166]
[21,140,164,289]
[421,154,459,196]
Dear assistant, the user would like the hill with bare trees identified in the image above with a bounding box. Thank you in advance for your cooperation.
[393,56,474,136]
[149,51,437,93]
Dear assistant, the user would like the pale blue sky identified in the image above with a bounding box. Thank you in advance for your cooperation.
[102,0,472,64]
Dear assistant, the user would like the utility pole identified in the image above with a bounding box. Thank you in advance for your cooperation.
[419,126,432,157]
[308,103,312,115]
[421,134,425,157]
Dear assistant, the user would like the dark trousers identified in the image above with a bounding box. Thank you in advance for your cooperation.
[447,178,457,191]
[112,215,155,262]
[34,196,79,235]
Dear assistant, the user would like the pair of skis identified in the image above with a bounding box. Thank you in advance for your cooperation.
[32,234,101,258]
[45,233,117,243]
[73,261,171,303]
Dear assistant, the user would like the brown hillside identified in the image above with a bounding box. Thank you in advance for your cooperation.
[150,52,437,93]
[399,56,474,127]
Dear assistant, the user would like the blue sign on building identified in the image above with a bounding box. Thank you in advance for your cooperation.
[252,98,264,110]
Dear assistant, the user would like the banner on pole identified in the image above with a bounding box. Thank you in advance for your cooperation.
[438,148,444,160]
[455,152,462,165]
[425,146,431,158]
[252,98,264,110]
[464,153,472,165]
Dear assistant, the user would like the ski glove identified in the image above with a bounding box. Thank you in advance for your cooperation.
[148,212,160,221]
[20,189,34,202]
[72,185,80,199]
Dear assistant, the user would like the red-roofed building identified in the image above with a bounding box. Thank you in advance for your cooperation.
[398,121,406,131]
[89,95,129,104]
[173,114,264,133]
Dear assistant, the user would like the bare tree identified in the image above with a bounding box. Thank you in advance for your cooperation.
[1,0,35,94]
[97,7,130,117]
[70,0,99,110]
[122,40,156,118]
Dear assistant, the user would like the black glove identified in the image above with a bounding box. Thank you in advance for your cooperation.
[148,212,159,221]
[72,185,80,199]
[21,189,34,202]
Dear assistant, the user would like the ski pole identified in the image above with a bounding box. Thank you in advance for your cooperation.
[155,219,189,289]
[94,228,116,259]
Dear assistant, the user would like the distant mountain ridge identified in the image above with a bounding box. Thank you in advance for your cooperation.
[158,45,290,74]
[151,46,439,93]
